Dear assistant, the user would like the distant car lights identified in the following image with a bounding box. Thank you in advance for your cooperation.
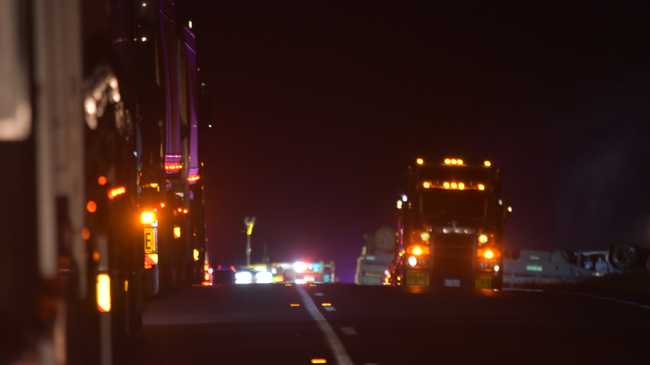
[235,271,253,285]
[255,271,273,284]
[293,261,309,274]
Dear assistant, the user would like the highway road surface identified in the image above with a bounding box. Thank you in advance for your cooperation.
[121,284,650,364]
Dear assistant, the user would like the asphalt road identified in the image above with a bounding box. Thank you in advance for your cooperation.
[123,284,650,365]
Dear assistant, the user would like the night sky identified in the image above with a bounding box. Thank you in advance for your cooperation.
[189,2,650,281]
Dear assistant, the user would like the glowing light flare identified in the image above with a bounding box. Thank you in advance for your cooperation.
[484,160,492,168]
[108,186,126,200]
[96,273,111,313]
[164,163,183,172]
[443,182,451,189]
[416,157,425,166]
[507,206,513,213]
[458,182,465,190]
[173,226,182,239]
[477,248,499,261]
[422,181,432,189]
[140,211,156,225]
[420,232,431,241]
[144,254,158,269]
[86,200,97,213]
[478,234,489,244]
[97,176,108,186]
[293,261,309,273]
[255,271,273,284]
[444,158,465,166]
[407,256,418,267]
[84,97,97,116]
[235,271,253,285]
[478,184,486,191]
[193,249,200,262]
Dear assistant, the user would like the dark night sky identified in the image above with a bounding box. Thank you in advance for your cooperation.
[188,2,650,281]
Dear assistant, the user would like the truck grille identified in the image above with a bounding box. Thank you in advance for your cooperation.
[432,234,474,276]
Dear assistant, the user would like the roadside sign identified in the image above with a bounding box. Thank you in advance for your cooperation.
[144,227,157,254]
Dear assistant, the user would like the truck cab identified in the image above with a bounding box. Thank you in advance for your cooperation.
[389,157,510,292]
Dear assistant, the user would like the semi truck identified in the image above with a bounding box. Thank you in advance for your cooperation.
[1,1,208,364]
[387,156,511,292]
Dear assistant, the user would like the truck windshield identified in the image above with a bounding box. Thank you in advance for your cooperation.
[420,190,486,221]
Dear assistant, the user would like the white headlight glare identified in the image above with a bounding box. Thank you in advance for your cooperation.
[255,271,273,284]
[235,271,253,284]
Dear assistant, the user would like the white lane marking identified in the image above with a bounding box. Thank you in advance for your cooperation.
[324,306,337,312]
[340,327,358,336]
[503,288,544,293]
[572,292,650,310]
[297,286,355,365]
[314,292,325,297]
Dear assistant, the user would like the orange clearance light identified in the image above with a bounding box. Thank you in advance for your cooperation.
[140,211,156,225]
[290,303,301,308]
[443,181,451,189]
[458,182,465,190]
[412,245,424,256]
[321,302,333,307]
[160,202,166,208]
[479,248,496,260]
[108,186,126,200]
[97,176,108,186]
[450,182,458,189]
[478,184,486,191]
[96,273,112,313]
[183,208,189,214]
[444,158,452,165]
[484,160,492,168]
[311,359,328,364]
[416,157,425,166]
[478,234,489,244]
[86,200,97,213]
[422,181,432,189]
[173,226,182,239]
